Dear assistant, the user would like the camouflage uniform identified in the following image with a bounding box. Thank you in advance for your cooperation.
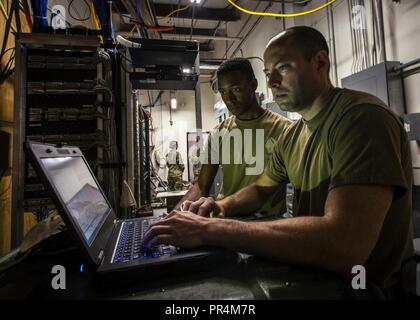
[192,163,202,180]
[189,142,202,181]
[166,149,185,191]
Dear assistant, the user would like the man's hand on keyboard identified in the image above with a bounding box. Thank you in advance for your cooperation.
[181,197,225,218]
[143,211,211,249]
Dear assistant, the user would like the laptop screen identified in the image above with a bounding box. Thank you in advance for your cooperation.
[41,156,110,245]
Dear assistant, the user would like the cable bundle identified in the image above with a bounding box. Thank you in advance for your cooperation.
[93,0,113,38]
[30,0,48,30]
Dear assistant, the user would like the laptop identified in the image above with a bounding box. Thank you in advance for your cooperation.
[25,141,220,274]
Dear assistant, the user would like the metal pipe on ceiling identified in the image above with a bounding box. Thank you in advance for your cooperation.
[326,0,338,86]
[222,1,262,59]
[229,2,272,58]
[392,58,420,73]
[162,33,240,41]
[145,0,162,39]
[376,0,387,62]
[116,31,239,42]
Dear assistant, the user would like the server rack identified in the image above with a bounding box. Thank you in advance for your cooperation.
[125,39,201,207]
[11,34,119,248]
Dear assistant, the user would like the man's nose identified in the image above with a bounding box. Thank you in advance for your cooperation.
[268,70,282,88]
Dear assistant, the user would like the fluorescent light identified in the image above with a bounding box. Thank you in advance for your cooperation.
[190,0,201,3]
[199,64,219,70]
[170,98,177,110]
[182,67,192,74]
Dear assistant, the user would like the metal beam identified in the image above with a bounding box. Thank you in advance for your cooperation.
[117,32,214,51]
[166,27,227,37]
[117,25,231,39]
[163,33,239,41]
[161,27,238,41]
[154,3,240,21]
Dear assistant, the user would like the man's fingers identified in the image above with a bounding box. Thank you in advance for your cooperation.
[181,200,193,211]
[143,224,172,244]
[164,211,178,219]
[147,234,173,248]
[197,198,216,217]
[188,197,207,213]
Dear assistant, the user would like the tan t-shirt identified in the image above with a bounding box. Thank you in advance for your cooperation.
[265,88,414,288]
[207,109,291,216]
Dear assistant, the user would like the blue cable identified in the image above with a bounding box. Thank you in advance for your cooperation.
[30,0,49,30]
[94,0,109,33]
[144,91,163,108]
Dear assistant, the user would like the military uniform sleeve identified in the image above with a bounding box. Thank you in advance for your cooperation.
[329,104,408,199]
[263,137,288,185]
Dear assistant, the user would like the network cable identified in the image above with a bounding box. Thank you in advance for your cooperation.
[226,0,336,18]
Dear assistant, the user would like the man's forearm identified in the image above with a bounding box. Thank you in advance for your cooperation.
[218,184,269,217]
[202,216,355,276]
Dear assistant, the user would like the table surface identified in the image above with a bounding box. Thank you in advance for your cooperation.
[0,240,383,300]
[156,190,188,198]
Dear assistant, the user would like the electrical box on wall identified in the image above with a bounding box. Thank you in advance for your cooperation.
[341,61,405,116]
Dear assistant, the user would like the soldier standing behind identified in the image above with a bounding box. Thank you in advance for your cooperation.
[166,141,185,191]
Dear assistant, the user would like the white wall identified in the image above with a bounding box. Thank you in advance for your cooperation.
[139,82,217,182]
[381,1,420,181]
[212,2,295,100]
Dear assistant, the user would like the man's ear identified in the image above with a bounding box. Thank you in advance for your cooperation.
[314,50,330,75]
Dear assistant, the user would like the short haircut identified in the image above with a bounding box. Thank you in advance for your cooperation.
[216,57,256,81]
[283,26,330,60]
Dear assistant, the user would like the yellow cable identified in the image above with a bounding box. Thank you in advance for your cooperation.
[89,1,103,43]
[90,0,101,30]
[129,24,137,37]
[0,1,17,32]
[157,3,193,20]
[226,0,336,18]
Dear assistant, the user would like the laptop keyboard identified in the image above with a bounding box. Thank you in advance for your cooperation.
[112,218,173,264]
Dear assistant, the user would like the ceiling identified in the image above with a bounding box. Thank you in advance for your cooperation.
[113,0,239,52]
[113,1,311,54]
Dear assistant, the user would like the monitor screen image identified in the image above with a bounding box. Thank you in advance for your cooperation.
[41,157,110,245]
